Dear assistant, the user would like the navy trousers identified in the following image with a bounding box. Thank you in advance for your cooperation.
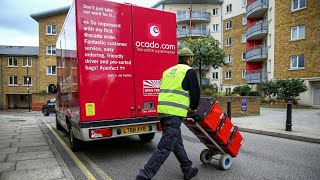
[136,116,193,180]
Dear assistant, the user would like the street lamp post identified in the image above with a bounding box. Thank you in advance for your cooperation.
[26,65,31,112]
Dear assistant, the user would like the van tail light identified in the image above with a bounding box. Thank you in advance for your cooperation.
[89,128,112,139]
[157,123,163,131]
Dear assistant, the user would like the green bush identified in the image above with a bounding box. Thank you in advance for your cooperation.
[247,91,260,96]
[233,85,251,96]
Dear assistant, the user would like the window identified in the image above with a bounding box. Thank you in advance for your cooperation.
[242,70,246,79]
[291,25,305,40]
[226,4,232,13]
[23,76,32,85]
[213,8,219,16]
[226,37,232,46]
[242,0,247,7]
[225,71,232,79]
[290,54,304,69]
[226,88,231,94]
[226,54,232,63]
[292,0,306,11]
[242,34,247,43]
[212,72,219,80]
[213,24,219,32]
[242,52,246,60]
[23,57,32,67]
[8,57,18,67]
[46,25,57,35]
[46,45,56,55]
[8,76,18,85]
[242,16,247,25]
[47,66,57,75]
[226,21,232,29]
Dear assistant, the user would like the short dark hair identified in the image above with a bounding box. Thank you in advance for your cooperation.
[178,56,189,64]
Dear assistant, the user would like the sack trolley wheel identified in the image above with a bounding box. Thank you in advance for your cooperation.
[200,149,213,164]
[219,154,232,170]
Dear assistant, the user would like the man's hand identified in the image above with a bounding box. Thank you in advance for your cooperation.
[188,108,196,115]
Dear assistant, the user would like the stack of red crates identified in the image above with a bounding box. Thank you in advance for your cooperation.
[196,98,244,157]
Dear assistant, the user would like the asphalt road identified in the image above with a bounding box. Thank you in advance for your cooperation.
[39,114,320,180]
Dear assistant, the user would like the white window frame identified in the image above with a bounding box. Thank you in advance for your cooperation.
[290,54,305,69]
[212,72,219,80]
[242,52,246,60]
[242,70,246,79]
[242,16,247,25]
[213,24,219,32]
[212,8,219,16]
[47,66,57,75]
[226,37,232,46]
[46,45,56,55]
[268,34,272,47]
[291,25,305,40]
[226,54,232,63]
[46,25,57,35]
[8,76,18,86]
[23,57,32,67]
[226,4,232,13]
[292,0,306,11]
[225,71,232,79]
[23,76,32,86]
[242,0,247,7]
[226,21,232,30]
[8,57,18,67]
[242,34,247,43]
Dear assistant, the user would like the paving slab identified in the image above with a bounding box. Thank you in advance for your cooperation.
[19,137,46,143]
[0,148,18,155]
[0,167,64,180]
[14,134,43,139]
[0,139,19,144]
[0,154,7,162]
[0,142,11,148]
[19,131,43,136]
[0,136,14,140]
[0,162,15,173]
[11,140,48,148]
[6,151,53,162]
[18,145,50,153]
[16,157,59,170]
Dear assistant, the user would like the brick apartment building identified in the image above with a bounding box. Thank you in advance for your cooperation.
[1,0,317,109]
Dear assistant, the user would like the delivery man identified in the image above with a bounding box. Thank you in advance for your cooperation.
[136,47,200,180]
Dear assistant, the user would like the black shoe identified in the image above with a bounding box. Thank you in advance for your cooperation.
[184,168,198,180]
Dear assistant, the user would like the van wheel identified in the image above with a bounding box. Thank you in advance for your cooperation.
[42,109,49,116]
[139,133,155,142]
[69,127,81,152]
[56,114,63,130]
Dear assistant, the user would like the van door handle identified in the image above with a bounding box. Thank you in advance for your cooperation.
[131,107,134,114]
[138,106,141,113]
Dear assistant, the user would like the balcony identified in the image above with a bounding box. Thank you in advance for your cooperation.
[246,21,268,40]
[246,69,267,84]
[246,45,268,62]
[177,29,210,39]
[177,10,210,24]
[246,0,268,18]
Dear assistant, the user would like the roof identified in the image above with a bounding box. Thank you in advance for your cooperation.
[0,46,39,56]
[30,6,70,21]
[151,0,223,8]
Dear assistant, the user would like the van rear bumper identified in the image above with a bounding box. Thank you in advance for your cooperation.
[74,116,161,141]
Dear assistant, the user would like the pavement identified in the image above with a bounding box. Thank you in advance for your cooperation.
[0,107,319,179]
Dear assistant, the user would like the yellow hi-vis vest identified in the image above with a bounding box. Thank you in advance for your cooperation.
[157,64,191,117]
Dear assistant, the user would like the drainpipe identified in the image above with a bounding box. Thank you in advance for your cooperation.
[189,0,192,37]
[0,57,2,110]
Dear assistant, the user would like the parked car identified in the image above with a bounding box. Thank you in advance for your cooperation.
[42,98,56,116]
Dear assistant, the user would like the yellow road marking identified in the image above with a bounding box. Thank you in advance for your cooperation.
[44,121,96,180]
[81,153,112,180]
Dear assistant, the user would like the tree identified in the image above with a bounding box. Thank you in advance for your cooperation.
[183,36,226,86]
[258,80,277,98]
[276,78,308,102]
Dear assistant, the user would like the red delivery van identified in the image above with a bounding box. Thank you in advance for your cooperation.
[55,0,177,151]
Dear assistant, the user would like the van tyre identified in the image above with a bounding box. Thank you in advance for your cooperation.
[42,109,49,116]
[56,114,63,130]
[69,127,81,152]
[139,133,155,142]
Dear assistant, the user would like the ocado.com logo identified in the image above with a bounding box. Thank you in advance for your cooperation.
[149,25,160,37]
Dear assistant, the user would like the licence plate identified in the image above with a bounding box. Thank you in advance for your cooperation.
[121,125,148,134]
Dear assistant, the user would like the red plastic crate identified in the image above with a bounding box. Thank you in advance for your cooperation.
[198,102,225,133]
[223,126,244,157]
[213,116,234,145]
